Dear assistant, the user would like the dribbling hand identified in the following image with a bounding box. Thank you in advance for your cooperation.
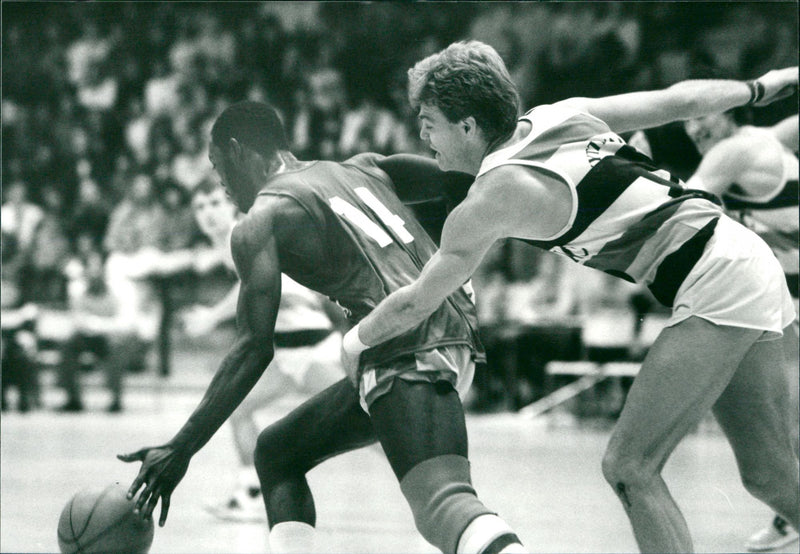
[117,445,190,527]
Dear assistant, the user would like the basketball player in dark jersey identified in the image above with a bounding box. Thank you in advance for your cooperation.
[119,101,525,554]
[344,41,798,552]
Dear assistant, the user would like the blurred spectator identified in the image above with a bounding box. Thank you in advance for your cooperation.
[69,176,112,251]
[1,181,44,266]
[104,173,168,354]
[24,186,71,306]
[124,97,154,166]
[1,231,40,412]
[171,129,213,192]
[57,248,140,413]
[160,183,202,252]
[339,98,404,158]
[65,20,111,88]
[291,66,348,160]
[144,58,181,116]
[76,58,119,113]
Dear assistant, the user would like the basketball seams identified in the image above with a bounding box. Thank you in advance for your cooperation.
[58,483,144,553]
[77,508,145,552]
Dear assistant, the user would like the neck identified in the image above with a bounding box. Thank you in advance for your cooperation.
[271,151,303,175]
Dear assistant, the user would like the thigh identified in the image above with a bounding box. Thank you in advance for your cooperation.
[257,378,377,473]
[369,378,468,480]
[713,331,797,465]
[608,316,762,471]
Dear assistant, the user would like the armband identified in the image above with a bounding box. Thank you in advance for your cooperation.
[745,80,765,106]
[342,325,370,354]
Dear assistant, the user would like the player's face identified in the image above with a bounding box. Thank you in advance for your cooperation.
[684,113,737,156]
[192,189,236,238]
[418,104,476,173]
[209,143,255,212]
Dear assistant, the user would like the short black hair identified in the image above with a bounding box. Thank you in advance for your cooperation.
[211,101,288,160]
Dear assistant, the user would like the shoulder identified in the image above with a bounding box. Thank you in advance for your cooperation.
[709,129,773,164]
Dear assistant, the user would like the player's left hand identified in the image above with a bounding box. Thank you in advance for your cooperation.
[753,66,798,106]
[117,445,190,527]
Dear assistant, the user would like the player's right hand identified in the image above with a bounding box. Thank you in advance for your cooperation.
[753,66,798,106]
[117,445,190,527]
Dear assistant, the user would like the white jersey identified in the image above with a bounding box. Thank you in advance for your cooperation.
[477,104,724,307]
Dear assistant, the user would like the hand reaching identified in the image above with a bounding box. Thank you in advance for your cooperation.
[753,66,798,106]
[117,445,190,527]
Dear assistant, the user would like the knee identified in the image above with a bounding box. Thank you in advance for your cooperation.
[601,446,657,499]
[255,422,299,487]
[400,455,494,553]
[739,465,792,505]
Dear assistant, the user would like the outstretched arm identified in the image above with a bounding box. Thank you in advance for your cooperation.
[341,167,568,378]
[118,209,283,526]
[557,67,798,134]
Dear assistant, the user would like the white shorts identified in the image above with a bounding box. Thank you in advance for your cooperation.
[667,216,796,340]
[271,331,343,389]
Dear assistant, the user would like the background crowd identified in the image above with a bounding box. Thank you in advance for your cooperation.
[2,2,797,414]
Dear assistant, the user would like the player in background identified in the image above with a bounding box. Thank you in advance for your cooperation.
[118,180,347,523]
[681,111,799,552]
[119,101,525,554]
[342,41,799,553]
[178,179,346,522]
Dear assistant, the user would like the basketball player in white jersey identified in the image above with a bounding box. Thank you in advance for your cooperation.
[342,41,799,552]
[683,112,799,552]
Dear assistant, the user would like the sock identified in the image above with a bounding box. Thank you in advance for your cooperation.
[268,521,315,553]
[457,514,524,554]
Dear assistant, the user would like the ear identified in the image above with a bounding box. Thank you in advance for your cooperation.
[228,137,243,160]
[461,116,478,137]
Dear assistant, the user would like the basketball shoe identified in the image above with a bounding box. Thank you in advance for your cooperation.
[204,486,266,522]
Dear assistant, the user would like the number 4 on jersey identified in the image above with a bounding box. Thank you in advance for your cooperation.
[330,187,414,247]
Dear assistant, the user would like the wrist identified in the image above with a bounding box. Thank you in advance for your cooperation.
[343,324,370,354]
[745,79,765,106]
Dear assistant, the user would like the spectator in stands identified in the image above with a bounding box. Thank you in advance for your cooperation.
[104,172,168,365]
[1,230,40,412]
[171,129,213,193]
[57,245,140,413]
[25,186,71,306]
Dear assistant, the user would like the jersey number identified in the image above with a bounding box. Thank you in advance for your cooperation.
[330,188,414,247]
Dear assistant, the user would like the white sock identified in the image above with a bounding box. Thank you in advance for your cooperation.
[268,521,316,553]
[457,514,523,554]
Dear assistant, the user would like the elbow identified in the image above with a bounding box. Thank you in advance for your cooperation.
[235,333,274,368]
[396,289,439,323]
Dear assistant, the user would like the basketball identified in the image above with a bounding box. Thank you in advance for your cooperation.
[57,482,154,554]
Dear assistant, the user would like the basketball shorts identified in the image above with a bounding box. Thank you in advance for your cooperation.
[667,215,796,341]
[358,345,475,413]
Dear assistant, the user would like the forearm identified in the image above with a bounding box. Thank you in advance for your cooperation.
[354,285,439,348]
[587,79,755,134]
[169,339,272,456]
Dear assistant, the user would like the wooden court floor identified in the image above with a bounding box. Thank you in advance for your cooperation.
[2,383,798,554]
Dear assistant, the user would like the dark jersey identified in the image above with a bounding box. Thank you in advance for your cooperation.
[259,153,481,367]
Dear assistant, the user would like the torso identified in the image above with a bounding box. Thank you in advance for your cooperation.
[477,104,725,307]
[257,153,481,364]
[721,127,799,278]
